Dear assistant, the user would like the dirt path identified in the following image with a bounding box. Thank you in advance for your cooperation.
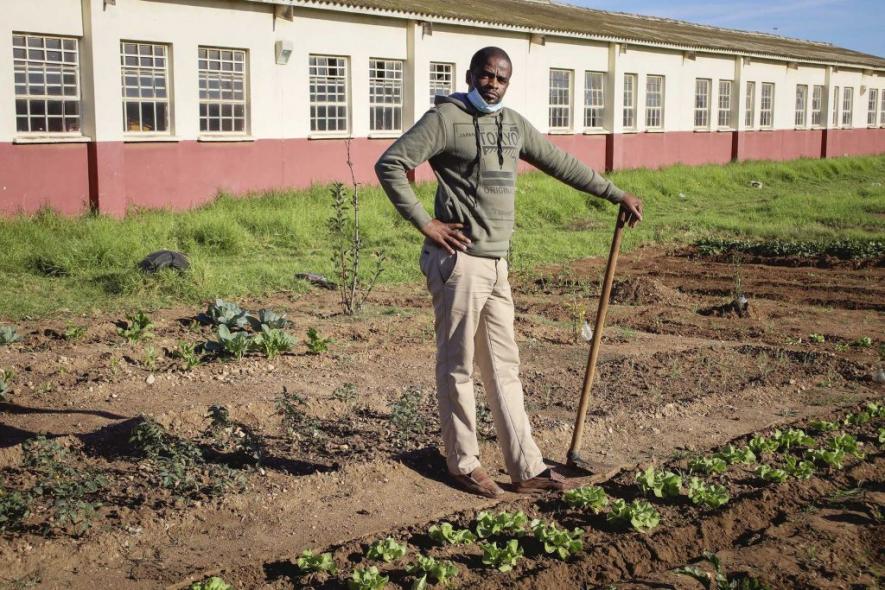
[1,249,882,589]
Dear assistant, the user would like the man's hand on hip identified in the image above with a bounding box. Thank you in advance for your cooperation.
[422,219,472,254]
[621,193,643,228]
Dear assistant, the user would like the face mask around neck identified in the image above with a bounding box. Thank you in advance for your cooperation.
[467,88,504,113]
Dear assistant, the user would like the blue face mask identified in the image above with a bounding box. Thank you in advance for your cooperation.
[467,87,504,113]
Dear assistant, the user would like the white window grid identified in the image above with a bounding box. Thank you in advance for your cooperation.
[842,87,853,126]
[198,47,247,133]
[309,55,349,133]
[881,90,885,126]
[121,42,170,133]
[794,84,807,127]
[584,71,605,129]
[13,33,81,134]
[548,69,572,129]
[811,85,823,127]
[623,73,636,129]
[694,78,710,129]
[832,86,840,126]
[429,62,454,106]
[718,80,733,128]
[370,58,403,132]
[745,81,755,128]
[645,75,664,129]
[760,83,774,128]
[867,88,878,126]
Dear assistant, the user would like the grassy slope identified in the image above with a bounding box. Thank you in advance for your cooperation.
[1,156,883,320]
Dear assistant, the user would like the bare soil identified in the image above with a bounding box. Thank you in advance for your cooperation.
[1,248,883,589]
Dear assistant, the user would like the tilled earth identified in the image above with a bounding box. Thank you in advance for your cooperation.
[0,248,883,589]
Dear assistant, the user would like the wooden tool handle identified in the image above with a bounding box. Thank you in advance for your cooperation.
[567,207,627,458]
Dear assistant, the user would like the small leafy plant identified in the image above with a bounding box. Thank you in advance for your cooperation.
[772,428,814,451]
[428,522,476,545]
[687,477,730,508]
[809,419,839,433]
[806,448,846,469]
[0,368,13,402]
[296,549,337,574]
[0,325,21,345]
[366,537,408,563]
[203,299,249,329]
[405,555,458,589]
[174,340,202,370]
[188,577,232,590]
[783,456,814,480]
[808,333,825,344]
[563,485,609,513]
[480,539,524,572]
[63,323,87,341]
[305,327,333,354]
[843,410,872,427]
[747,435,780,456]
[530,519,584,559]
[0,485,30,531]
[275,388,323,443]
[247,308,290,331]
[635,466,682,498]
[607,499,660,533]
[348,566,389,590]
[756,464,788,483]
[390,386,427,442]
[715,445,756,465]
[827,433,864,458]
[475,510,528,538]
[117,311,154,343]
[253,326,294,360]
[214,325,252,360]
[677,551,772,590]
[852,336,873,348]
[688,456,727,475]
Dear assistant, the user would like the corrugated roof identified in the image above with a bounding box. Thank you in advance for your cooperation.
[267,0,885,70]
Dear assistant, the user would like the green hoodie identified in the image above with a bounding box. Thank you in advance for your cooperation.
[375,93,625,258]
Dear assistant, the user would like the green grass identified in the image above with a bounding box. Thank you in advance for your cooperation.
[1,156,883,320]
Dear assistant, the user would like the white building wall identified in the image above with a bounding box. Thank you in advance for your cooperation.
[2,0,884,146]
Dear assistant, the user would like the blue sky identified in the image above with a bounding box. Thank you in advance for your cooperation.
[567,0,884,58]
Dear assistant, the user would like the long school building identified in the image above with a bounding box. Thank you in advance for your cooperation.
[2,0,885,216]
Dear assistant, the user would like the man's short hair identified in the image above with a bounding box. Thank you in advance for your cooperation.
[469,47,512,73]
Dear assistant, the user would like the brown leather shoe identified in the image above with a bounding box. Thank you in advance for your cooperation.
[512,467,572,493]
[451,467,505,499]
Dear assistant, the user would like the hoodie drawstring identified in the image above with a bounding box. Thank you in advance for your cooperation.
[496,112,504,169]
[470,111,506,201]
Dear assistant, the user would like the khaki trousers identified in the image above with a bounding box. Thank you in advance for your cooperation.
[420,242,547,482]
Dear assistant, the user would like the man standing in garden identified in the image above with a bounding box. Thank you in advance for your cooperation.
[375,47,643,498]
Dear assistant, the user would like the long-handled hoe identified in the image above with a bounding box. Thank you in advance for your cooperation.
[565,207,629,479]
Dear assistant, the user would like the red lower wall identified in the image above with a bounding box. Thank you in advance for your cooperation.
[0,143,90,216]
[2,128,884,217]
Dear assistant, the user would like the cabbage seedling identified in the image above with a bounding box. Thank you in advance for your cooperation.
[480,539,524,572]
[475,510,528,538]
[756,464,788,483]
[305,327,333,354]
[247,309,291,331]
[204,299,249,329]
[428,522,476,545]
[688,456,727,475]
[806,448,846,469]
[117,311,153,343]
[772,428,814,451]
[747,435,779,455]
[253,326,294,359]
[607,499,660,533]
[635,466,682,498]
[783,456,814,480]
[296,549,337,574]
[366,537,407,563]
[214,325,252,359]
[687,477,730,508]
[808,333,825,343]
[405,555,458,589]
[563,485,609,513]
[827,433,864,458]
[0,325,21,345]
[715,445,756,465]
[843,411,872,427]
[530,519,584,559]
[348,566,389,590]
[188,577,232,590]
[809,420,838,433]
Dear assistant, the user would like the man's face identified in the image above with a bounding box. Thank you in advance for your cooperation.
[467,55,512,104]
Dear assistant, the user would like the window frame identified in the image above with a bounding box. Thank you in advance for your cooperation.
[368,57,404,133]
[13,32,83,137]
[867,88,878,127]
[760,82,774,129]
[717,79,733,129]
[745,81,755,128]
[548,68,573,131]
[429,61,454,106]
[841,87,853,127]
[645,74,664,130]
[622,72,637,130]
[832,86,840,126]
[198,46,249,136]
[811,85,823,127]
[309,54,350,135]
[880,89,885,127]
[694,78,711,130]
[121,41,172,135]
[794,84,808,128]
[583,70,606,130]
